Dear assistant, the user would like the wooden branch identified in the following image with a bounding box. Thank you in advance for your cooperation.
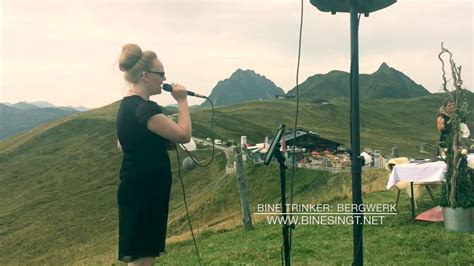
[449,58,458,89]
[439,43,466,208]
[438,42,449,93]
[449,59,463,208]
[449,130,459,207]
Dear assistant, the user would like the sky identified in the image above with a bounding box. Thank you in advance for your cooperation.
[1,0,472,108]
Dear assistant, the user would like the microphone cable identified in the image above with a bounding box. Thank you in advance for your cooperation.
[179,97,216,168]
[284,1,304,265]
[175,148,202,266]
[171,96,216,266]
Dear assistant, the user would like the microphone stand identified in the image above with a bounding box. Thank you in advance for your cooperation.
[274,144,292,266]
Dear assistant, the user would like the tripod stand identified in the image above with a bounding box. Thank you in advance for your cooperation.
[274,145,292,266]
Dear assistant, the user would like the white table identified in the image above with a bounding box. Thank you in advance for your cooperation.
[468,153,474,161]
[386,161,447,189]
[386,161,447,220]
[468,153,474,168]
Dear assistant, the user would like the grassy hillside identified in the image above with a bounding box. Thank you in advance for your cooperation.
[0,93,472,264]
[192,92,473,157]
[157,190,473,265]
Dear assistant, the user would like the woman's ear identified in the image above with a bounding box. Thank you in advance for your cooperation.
[140,72,150,82]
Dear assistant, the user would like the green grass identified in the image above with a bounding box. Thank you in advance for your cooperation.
[154,190,474,265]
[0,94,473,264]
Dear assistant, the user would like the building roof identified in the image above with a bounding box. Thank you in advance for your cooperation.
[282,130,343,145]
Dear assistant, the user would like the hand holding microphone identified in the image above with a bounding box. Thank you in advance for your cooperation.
[166,83,188,102]
[162,83,207,99]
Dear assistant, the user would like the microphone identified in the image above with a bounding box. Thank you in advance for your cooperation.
[182,156,197,171]
[162,83,207,99]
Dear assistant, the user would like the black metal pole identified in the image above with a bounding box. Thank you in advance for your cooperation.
[350,1,363,265]
[274,147,291,266]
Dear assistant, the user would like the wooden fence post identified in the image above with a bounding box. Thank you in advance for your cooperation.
[234,146,252,230]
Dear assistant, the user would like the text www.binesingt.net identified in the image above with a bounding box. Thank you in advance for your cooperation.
[256,203,397,225]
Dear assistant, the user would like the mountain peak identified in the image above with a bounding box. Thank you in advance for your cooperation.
[11,102,39,110]
[201,69,284,107]
[230,68,258,78]
[30,101,55,108]
[377,62,392,72]
[287,62,430,100]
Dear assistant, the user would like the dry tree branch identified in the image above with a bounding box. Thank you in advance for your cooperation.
[450,129,460,207]
[438,43,467,208]
[438,43,447,90]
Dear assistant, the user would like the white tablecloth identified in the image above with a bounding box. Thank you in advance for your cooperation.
[468,153,474,162]
[468,153,474,169]
[386,161,447,189]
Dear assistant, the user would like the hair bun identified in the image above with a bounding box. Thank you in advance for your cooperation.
[119,44,143,72]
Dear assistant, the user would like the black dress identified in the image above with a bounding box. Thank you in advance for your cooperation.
[116,95,172,262]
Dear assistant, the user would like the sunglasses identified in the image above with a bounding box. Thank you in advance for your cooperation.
[147,70,165,78]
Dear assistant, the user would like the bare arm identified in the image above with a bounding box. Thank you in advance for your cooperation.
[437,116,445,131]
[147,84,191,143]
[147,101,191,143]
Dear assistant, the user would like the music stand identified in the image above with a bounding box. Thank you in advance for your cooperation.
[264,124,286,165]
